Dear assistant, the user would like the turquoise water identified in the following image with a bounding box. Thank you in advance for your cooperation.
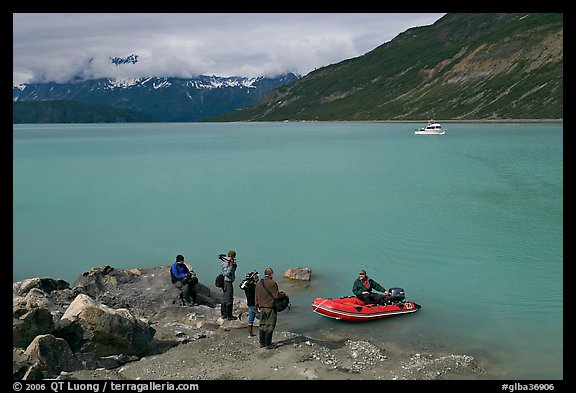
[13,122,563,380]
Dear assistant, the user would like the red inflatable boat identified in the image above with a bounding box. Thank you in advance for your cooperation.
[311,289,421,322]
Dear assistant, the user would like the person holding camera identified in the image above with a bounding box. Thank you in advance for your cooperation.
[170,254,198,306]
[240,271,260,337]
[219,250,238,320]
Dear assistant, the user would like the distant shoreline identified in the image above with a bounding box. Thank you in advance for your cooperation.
[369,119,563,124]
[273,119,564,124]
[14,119,563,126]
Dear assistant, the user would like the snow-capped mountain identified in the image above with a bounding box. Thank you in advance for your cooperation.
[13,73,299,122]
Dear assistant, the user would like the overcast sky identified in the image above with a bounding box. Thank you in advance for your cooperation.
[13,13,446,85]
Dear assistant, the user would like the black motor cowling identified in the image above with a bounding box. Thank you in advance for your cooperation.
[388,287,405,302]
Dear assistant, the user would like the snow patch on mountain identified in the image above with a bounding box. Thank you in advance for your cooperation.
[98,76,262,90]
[153,80,172,89]
[106,77,140,88]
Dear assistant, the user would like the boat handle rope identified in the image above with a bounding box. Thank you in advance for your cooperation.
[313,298,330,311]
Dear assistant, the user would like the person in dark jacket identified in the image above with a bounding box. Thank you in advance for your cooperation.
[352,269,389,305]
[219,250,238,320]
[170,254,198,306]
[255,267,279,349]
[240,271,260,337]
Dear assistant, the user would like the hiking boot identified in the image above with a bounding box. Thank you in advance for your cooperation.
[259,329,266,348]
[226,304,237,320]
[248,325,255,337]
[265,331,275,349]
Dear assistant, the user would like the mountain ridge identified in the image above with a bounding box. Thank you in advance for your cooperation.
[13,73,299,122]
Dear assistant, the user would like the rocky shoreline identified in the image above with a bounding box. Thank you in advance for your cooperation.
[13,265,486,381]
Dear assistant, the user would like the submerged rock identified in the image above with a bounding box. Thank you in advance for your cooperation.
[283,267,312,281]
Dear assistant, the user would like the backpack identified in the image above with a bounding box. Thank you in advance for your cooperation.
[215,273,225,288]
[274,291,290,312]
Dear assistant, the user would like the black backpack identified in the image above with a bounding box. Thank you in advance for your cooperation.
[215,273,225,288]
[274,291,290,312]
[259,280,290,312]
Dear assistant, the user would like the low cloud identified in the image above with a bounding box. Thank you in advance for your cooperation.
[13,13,445,85]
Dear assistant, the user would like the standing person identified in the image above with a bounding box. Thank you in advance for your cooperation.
[240,271,260,337]
[219,250,238,320]
[170,254,198,306]
[352,269,389,305]
[255,267,279,349]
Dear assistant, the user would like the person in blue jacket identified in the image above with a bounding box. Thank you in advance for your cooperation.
[171,254,198,306]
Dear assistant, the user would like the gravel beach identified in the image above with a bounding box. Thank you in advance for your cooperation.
[14,265,492,383]
[57,305,485,381]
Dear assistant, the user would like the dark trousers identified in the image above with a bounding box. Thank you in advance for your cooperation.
[357,293,387,305]
[259,307,277,332]
[258,308,278,348]
[174,280,197,304]
[223,281,234,306]
[221,281,235,318]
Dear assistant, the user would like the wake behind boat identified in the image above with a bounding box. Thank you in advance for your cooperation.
[415,120,446,135]
[311,288,421,322]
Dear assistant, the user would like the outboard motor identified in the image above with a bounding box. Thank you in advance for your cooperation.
[388,287,405,302]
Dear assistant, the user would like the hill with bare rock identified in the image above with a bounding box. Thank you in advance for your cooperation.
[214,13,562,121]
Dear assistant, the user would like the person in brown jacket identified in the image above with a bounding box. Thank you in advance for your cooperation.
[254,267,279,349]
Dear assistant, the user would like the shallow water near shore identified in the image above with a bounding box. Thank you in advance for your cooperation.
[13,121,563,379]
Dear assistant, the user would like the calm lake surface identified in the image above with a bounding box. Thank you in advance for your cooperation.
[13,122,563,380]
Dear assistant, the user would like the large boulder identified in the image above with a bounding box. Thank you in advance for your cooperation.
[72,265,132,298]
[13,307,55,348]
[13,277,70,297]
[283,267,312,281]
[22,334,83,380]
[57,294,155,356]
[72,265,221,313]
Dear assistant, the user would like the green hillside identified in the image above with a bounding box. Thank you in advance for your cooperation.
[212,13,562,121]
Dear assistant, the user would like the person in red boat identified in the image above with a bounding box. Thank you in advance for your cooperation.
[353,269,389,305]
